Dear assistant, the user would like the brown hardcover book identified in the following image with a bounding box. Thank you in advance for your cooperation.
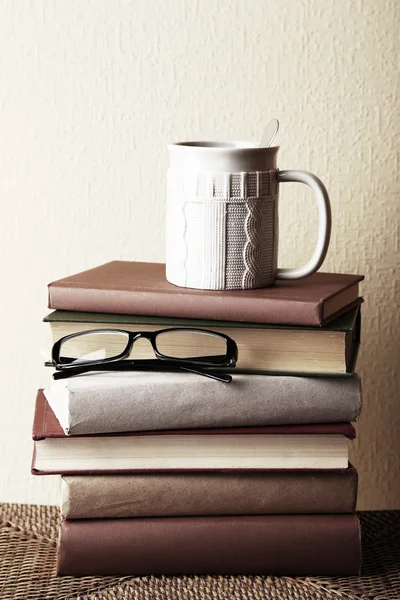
[31,390,355,474]
[61,467,358,518]
[48,261,364,326]
[57,514,361,576]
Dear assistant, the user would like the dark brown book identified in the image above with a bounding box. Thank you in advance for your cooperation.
[48,261,364,326]
[31,390,355,474]
[57,514,361,576]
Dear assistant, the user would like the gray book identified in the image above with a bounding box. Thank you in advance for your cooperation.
[44,371,362,435]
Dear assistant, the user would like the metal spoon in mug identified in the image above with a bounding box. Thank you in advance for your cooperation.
[260,118,279,147]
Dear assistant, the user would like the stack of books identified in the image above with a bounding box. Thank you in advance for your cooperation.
[32,261,364,576]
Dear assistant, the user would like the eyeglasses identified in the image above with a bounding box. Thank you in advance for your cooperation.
[51,328,238,383]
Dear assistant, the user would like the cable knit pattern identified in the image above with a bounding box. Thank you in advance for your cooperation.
[166,169,278,290]
[242,198,265,289]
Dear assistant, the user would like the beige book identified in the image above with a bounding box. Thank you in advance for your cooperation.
[44,304,361,375]
[34,433,349,473]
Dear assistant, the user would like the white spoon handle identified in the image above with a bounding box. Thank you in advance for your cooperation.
[260,118,279,147]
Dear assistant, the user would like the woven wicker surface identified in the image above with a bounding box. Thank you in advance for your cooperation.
[0,504,399,600]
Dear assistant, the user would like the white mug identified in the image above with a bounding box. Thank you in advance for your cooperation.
[166,142,331,290]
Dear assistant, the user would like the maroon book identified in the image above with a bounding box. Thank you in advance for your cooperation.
[48,261,364,326]
[57,514,361,576]
[32,390,355,475]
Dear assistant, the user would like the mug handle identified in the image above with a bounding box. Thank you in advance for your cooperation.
[276,170,332,279]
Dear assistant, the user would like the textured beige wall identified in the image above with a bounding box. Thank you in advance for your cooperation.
[0,0,399,508]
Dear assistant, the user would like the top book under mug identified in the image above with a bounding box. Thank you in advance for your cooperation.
[166,142,332,290]
[47,261,364,328]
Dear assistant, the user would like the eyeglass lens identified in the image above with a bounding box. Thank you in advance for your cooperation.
[58,329,227,364]
[58,331,130,364]
[155,330,227,359]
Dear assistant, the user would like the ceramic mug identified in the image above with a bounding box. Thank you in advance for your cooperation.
[166,142,331,290]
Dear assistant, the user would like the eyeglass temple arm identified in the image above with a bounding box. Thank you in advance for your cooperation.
[178,366,232,383]
[177,354,235,366]
[56,354,233,366]
[52,362,232,383]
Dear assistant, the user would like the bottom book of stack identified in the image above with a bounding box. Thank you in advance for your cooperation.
[58,473,361,576]
[58,514,360,576]
[32,390,361,576]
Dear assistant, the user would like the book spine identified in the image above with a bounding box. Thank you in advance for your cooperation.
[50,374,361,435]
[57,515,361,576]
[61,469,358,518]
[48,284,322,326]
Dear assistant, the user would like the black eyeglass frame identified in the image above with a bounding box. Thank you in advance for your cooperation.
[51,328,238,382]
